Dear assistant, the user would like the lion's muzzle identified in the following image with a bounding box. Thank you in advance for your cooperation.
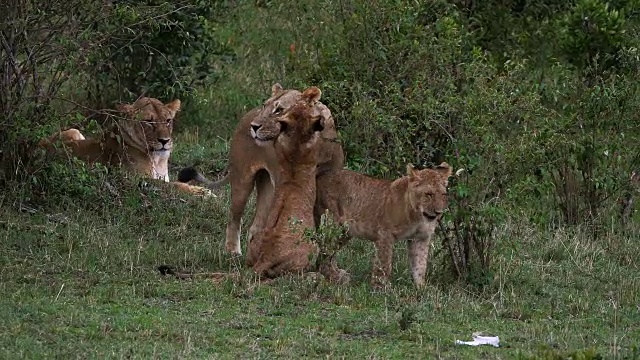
[422,210,443,221]
[150,137,172,152]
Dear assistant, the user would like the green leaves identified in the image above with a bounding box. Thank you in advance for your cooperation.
[560,0,629,69]
[88,1,234,103]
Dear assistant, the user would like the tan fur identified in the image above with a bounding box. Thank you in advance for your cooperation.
[38,128,86,145]
[315,163,453,287]
[246,87,328,278]
[192,83,344,255]
[39,97,211,196]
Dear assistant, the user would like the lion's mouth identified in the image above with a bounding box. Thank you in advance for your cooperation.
[250,125,278,143]
[150,147,171,153]
[251,130,274,142]
[252,133,276,145]
[253,135,271,142]
[422,212,439,221]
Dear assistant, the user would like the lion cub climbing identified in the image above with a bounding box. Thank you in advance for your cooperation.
[246,86,328,278]
[315,163,453,287]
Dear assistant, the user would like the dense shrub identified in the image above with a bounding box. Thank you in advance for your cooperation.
[0,0,230,186]
[199,0,640,280]
[86,0,232,106]
[3,0,640,281]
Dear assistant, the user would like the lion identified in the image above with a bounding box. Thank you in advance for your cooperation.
[314,162,453,287]
[245,86,328,278]
[38,97,210,196]
[179,83,344,255]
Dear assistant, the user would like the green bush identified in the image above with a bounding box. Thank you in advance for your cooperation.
[0,0,230,184]
[86,0,233,106]
[3,0,640,282]
[195,0,640,281]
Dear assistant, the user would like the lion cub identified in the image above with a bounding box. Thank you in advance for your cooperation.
[315,163,452,287]
[246,87,328,278]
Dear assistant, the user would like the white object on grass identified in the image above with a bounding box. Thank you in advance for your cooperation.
[455,333,500,347]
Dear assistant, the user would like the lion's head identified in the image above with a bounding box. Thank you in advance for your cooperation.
[273,87,327,158]
[249,83,338,145]
[406,162,453,221]
[114,97,181,157]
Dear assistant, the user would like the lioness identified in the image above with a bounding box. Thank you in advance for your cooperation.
[39,97,208,195]
[315,163,453,287]
[180,83,344,255]
[246,86,327,278]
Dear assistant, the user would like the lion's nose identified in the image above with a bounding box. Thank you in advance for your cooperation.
[158,138,170,146]
[250,124,261,133]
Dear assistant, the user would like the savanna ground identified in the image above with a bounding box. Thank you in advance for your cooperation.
[2,0,640,359]
[2,131,639,359]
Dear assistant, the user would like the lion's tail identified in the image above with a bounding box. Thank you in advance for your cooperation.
[178,166,229,190]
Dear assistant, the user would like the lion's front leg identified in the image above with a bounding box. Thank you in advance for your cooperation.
[318,255,351,285]
[407,233,433,288]
[317,235,351,285]
[246,231,266,267]
[247,171,274,247]
[226,172,255,255]
[315,211,351,284]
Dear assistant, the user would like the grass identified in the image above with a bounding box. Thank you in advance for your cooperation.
[1,128,639,359]
[2,2,639,356]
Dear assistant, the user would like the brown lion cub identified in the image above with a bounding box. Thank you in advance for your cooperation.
[247,87,328,278]
[315,163,453,287]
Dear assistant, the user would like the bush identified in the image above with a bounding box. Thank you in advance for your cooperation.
[200,0,640,283]
[3,0,640,282]
[0,0,230,186]
[86,0,232,106]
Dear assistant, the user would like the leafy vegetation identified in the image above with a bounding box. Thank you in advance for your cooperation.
[1,0,639,358]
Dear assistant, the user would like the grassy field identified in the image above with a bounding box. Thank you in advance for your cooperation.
[0,129,638,359]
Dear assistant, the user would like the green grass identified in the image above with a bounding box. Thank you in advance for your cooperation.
[3,0,640,357]
[1,141,639,359]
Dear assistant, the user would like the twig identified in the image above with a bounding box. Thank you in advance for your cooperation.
[54,283,65,302]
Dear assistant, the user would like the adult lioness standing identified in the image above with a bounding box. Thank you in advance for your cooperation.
[181,84,344,255]
[315,163,453,287]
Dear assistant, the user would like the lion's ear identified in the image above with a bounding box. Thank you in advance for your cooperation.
[165,99,181,115]
[406,163,418,177]
[271,83,284,96]
[436,162,453,177]
[115,103,135,115]
[301,86,322,105]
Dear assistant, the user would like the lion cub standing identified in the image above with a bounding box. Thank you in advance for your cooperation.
[315,163,452,287]
[247,87,328,278]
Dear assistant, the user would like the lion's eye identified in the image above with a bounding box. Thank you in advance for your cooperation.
[273,106,284,115]
[166,118,173,125]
